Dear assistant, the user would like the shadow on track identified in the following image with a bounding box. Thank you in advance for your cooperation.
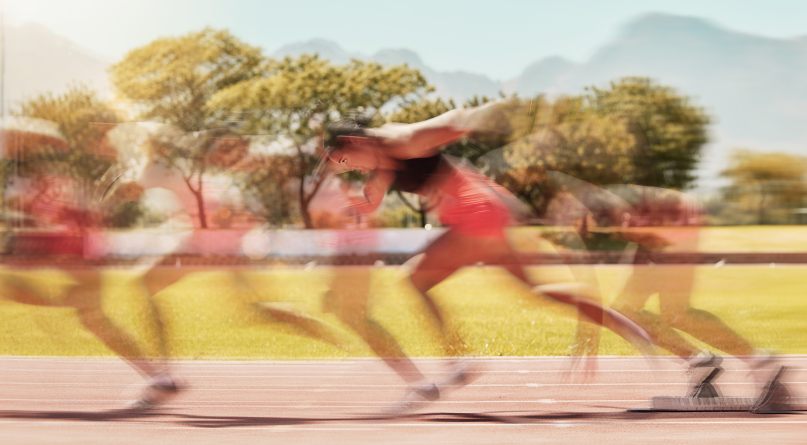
[2,408,795,428]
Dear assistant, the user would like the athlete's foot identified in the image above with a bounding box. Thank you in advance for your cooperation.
[127,373,185,410]
[382,383,440,415]
[436,358,480,392]
[686,351,723,398]
[751,365,793,414]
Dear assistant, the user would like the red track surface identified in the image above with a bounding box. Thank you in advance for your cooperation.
[1,356,805,444]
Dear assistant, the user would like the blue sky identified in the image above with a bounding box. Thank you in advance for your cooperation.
[5,0,807,80]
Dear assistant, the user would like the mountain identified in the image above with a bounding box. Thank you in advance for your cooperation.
[558,14,807,188]
[7,17,807,190]
[274,41,501,103]
[273,38,363,65]
[502,56,579,97]
[277,15,807,189]
[2,23,111,108]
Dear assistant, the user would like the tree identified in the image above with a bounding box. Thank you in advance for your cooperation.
[586,77,710,190]
[109,28,265,132]
[147,126,249,228]
[12,84,119,221]
[233,150,299,228]
[485,96,635,215]
[109,28,263,227]
[721,149,807,224]
[207,54,429,228]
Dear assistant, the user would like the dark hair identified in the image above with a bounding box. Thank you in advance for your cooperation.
[323,118,368,152]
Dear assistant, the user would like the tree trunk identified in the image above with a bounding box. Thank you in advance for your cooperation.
[194,188,208,229]
[299,173,313,229]
[184,173,207,229]
[758,187,767,225]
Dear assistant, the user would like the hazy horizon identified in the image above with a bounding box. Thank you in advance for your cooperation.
[5,0,807,81]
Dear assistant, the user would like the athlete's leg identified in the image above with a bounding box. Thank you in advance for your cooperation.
[0,266,164,378]
[611,265,700,359]
[63,268,165,378]
[323,265,429,385]
[141,265,195,360]
[656,264,755,357]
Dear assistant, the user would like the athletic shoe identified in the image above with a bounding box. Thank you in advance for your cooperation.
[751,365,793,414]
[127,374,184,410]
[382,383,440,415]
[686,352,723,398]
[438,359,472,389]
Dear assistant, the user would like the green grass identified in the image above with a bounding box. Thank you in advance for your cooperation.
[697,226,807,252]
[507,225,807,253]
[1,264,805,359]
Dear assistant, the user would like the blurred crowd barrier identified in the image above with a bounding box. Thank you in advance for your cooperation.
[4,226,807,266]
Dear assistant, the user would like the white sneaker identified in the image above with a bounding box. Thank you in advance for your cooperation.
[438,359,473,390]
[382,383,440,415]
[127,374,184,410]
[686,352,723,398]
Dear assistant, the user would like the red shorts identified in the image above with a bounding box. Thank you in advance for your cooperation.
[437,167,513,239]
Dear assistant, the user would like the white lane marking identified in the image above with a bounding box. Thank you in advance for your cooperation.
[0,398,645,404]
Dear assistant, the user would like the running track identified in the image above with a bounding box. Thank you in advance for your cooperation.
[1,356,805,444]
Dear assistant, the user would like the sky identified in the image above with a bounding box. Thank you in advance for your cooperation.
[5,0,807,80]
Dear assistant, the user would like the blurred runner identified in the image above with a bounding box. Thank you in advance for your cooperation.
[555,177,786,409]
[321,104,654,407]
[0,117,181,410]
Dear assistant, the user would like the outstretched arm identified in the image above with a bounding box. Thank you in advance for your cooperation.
[374,100,501,157]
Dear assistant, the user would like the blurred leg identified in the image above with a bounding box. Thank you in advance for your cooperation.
[64,269,164,378]
[611,266,700,359]
[657,265,755,357]
[324,265,429,384]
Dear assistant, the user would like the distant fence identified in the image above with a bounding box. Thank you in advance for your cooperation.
[2,229,807,266]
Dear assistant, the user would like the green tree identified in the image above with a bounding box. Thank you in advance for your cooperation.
[499,96,637,217]
[586,77,710,190]
[208,54,429,228]
[109,28,263,227]
[109,28,265,132]
[147,126,249,228]
[12,84,119,218]
[234,150,299,228]
[721,149,807,224]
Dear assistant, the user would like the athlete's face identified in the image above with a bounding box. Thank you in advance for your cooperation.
[328,137,379,174]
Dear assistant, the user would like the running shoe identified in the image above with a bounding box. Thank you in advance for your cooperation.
[686,351,723,398]
[751,365,793,414]
[382,383,440,415]
[127,374,185,410]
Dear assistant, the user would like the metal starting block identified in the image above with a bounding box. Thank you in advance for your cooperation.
[632,395,807,412]
[631,365,807,413]
[646,396,757,411]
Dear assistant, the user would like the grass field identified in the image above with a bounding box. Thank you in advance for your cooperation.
[1,263,805,359]
[507,225,807,253]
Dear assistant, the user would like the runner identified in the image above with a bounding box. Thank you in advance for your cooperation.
[0,119,181,410]
[321,104,654,406]
[553,178,787,411]
[604,185,782,408]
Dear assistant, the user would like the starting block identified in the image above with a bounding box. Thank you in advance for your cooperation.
[631,395,807,412]
[631,366,807,413]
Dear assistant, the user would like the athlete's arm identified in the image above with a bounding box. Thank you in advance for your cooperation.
[374,100,501,157]
[347,170,395,214]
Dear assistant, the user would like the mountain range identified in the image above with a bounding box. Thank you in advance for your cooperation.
[5,14,807,190]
